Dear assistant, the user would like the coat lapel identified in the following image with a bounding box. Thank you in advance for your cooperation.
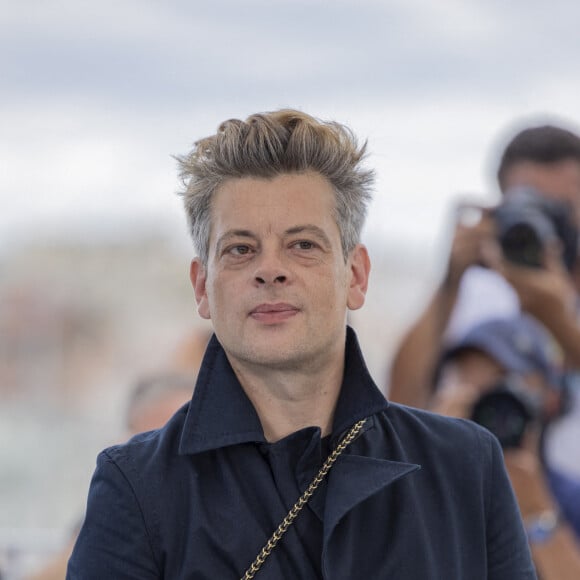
[323,454,420,543]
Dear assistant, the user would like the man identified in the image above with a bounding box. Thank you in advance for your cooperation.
[432,315,580,579]
[67,109,535,578]
[125,372,197,435]
[389,123,580,410]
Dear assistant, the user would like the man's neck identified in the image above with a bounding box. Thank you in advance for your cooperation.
[228,356,345,442]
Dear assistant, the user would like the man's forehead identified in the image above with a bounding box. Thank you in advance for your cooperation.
[504,159,580,199]
[208,174,339,236]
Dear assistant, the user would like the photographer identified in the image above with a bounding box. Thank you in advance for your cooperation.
[389,123,580,421]
[432,315,580,579]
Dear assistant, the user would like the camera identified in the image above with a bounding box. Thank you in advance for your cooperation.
[470,377,541,449]
[493,186,578,271]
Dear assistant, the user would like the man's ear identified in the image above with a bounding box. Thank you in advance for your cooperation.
[190,259,211,320]
[347,244,371,311]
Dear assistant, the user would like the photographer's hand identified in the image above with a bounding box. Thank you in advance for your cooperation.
[499,244,580,366]
[503,429,555,520]
[504,429,580,580]
[500,242,576,322]
[429,375,479,419]
[445,206,498,286]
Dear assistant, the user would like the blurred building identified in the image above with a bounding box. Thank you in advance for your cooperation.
[0,232,208,577]
[0,235,201,404]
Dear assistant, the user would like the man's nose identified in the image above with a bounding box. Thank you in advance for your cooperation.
[253,250,290,285]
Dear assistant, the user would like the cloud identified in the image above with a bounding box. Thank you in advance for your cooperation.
[2,0,580,251]
[3,0,580,112]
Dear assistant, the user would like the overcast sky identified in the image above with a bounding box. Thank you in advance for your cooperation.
[2,0,580,256]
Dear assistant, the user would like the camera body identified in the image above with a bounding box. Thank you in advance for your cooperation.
[493,186,578,271]
[470,376,541,449]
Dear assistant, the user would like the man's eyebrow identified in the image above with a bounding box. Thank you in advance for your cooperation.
[215,230,257,251]
[285,225,332,245]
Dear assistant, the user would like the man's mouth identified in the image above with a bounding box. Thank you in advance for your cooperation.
[249,303,300,323]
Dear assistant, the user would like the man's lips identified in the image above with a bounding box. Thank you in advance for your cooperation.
[250,303,298,314]
[249,303,300,322]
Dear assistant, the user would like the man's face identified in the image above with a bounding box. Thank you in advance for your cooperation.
[189,171,370,373]
[502,159,580,225]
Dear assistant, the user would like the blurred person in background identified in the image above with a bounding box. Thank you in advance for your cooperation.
[124,372,198,436]
[430,314,580,579]
[25,365,201,580]
[67,109,535,579]
[388,122,580,479]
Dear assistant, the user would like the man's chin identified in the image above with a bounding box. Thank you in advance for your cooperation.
[244,348,306,370]
[229,340,311,372]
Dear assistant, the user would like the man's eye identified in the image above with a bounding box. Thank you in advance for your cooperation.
[229,245,252,255]
[293,241,315,250]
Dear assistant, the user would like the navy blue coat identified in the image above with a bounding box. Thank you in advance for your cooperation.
[68,329,536,579]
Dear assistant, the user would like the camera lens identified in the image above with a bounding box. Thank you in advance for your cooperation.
[494,186,578,270]
[471,388,533,449]
[500,222,544,268]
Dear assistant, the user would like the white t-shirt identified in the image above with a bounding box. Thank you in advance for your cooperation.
[445,266,520,342]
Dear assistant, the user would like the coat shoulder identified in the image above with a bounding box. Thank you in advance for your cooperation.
[102,402,190,474]
[382,401,499,461]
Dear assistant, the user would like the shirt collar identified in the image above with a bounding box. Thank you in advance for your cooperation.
[179,326,389,455]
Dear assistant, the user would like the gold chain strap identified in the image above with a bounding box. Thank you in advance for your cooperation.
[240,418,367,580]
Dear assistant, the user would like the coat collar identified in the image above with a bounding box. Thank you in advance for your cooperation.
[179,326,390,455]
